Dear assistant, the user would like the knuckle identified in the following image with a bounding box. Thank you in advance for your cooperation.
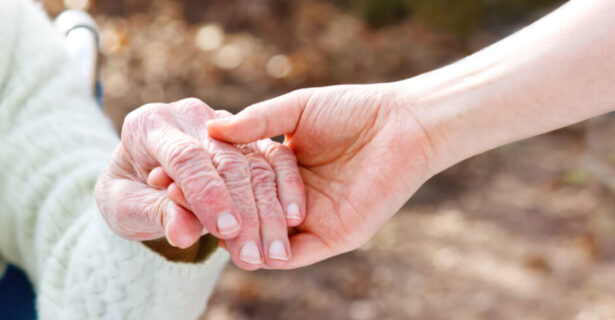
[261,211,286,228]
[250,160,279,213]
[183,174,226,205]
[176,97,205,109]
[265,143,296,162]
[213,152,248,170]
[213,152,250,183]
[240,214,260,230]
[166,141,205,173]
[227,184,255,202]
[175,98,212,116]
[215,109,233,118]
[259,206,284,222]
[124,104,164,127]
[250,160,276,185]
[122,104,166,141]
[233,198,256,215]
[121,111,142,142]
[254,192,280,218]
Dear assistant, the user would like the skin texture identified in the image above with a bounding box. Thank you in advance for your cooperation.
[207,0,615,269]
[208,85,438,268]
[95,98,306,270]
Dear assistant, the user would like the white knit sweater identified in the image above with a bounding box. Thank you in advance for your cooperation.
[0,1,229,319]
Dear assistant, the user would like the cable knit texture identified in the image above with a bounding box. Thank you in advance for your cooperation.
[0,1,229,319]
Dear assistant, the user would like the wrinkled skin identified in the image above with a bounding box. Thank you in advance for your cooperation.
[207,84,439,268]
[95,98,306,270]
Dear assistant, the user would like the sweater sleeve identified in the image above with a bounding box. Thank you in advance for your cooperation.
[0,1,228,319]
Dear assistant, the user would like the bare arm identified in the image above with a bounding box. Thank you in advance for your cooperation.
[207,0,615,268]
[404,0,615,173]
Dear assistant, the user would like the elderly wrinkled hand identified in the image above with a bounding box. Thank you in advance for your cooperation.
[95,98,306,270]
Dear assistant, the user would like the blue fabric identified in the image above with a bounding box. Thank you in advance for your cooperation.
[96,80,103,107]
[0,265,36,320]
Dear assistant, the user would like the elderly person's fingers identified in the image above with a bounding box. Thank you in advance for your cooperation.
[241,144,292,268]
[122,104,242,239]
[164,201,206,248]
[148,166,173,188]
[147,168,191,209]
[149,126,241,239]
[168,182,190,209]
[175,104,273,270]
[214,109,306,226]
[118,99,303,269]
[256,139,306,226]
[166,102,265,269]
[209,140,266,270]
[148,171,208,235]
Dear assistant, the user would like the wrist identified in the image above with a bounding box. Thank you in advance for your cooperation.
[386,79,469,177]
[391,44,525,175]
[392,0,615,176]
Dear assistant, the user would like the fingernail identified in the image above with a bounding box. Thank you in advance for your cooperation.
[166,218,195,249]
[217,212,240,235]
[268,241,288,261]
[239,241,262,265]
[165,212,179,247]
[286,203,301,220]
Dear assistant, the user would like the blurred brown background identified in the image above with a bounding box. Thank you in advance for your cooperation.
[44,0,615,319]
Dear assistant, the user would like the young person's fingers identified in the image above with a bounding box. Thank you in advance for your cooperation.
[207,89,312,144]
[283,233,336,270]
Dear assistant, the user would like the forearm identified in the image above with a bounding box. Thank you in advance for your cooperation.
[398,0,615,173]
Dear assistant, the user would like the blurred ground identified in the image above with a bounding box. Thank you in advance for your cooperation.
[44,0,615,319]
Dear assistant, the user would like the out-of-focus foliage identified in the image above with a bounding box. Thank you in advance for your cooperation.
[344,0,409,28]
[347,0,562,36]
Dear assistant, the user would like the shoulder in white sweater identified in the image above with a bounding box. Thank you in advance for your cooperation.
[0,1,228,319]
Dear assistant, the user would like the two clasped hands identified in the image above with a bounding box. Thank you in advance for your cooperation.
[96,0,615,271]
[95,83,431,270]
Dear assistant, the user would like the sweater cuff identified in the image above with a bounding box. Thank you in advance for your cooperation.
[39,204,229,320]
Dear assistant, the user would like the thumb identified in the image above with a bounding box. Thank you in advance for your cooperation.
[207,89,311,144]
[164,202,205,249]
